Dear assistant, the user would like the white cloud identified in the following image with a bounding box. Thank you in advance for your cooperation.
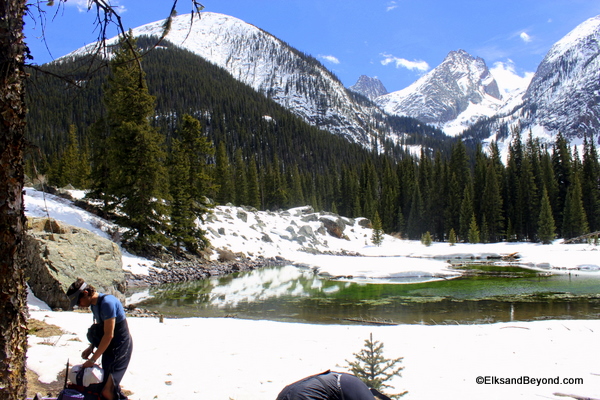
[519,31,532,43]
[386,1,399,11]
[319,55,340,65]
[65,0,126,14]
[490,60,534,95]
[380,53,429,71]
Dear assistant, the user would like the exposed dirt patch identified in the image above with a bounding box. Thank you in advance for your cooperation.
[26,367,66,399]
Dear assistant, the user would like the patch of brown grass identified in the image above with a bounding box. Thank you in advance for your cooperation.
[28,318,65,338]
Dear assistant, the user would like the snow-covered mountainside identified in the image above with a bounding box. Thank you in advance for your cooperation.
[65,12,392,147]
[349,75,388,100]
[507,14,600,140]
[376,50,503,135]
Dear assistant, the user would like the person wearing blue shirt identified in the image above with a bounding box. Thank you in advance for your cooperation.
[67,278,133,400]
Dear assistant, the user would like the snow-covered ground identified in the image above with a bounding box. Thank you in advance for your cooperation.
[23,187,600,399]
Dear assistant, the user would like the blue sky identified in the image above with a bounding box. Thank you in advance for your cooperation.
[24,0,600,92]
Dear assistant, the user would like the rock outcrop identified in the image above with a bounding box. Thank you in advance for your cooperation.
[24,217,126,310]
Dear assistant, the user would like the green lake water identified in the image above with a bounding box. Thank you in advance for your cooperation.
[131,264,600,325]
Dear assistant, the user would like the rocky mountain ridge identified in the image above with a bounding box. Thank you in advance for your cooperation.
[375,15,600,143]
[375,50,504,135]
[349,75,388,100]
[62,11,600,149]
[65,12,397,148]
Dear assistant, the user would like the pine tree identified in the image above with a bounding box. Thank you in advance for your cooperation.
[468,213,480,244]
[581,135,600,232]
[538,187,556,244]
[482,162,503,242]
[346,333,407,398]
[421,231,433,247]
[371,211,384,246]
[215,141,234,205]
[233,148,248,206]
[380,158,399,232]
[246,157,261,209]
[49,124,89,188]
[448,228,457,246]
[177,114,215,205]
[459,182,474,242]
[264,154,288,210]
[406,181,425,240]
[552,132,572,235]
[99,32,169,251]
[562,173,589,239]
[169,138,198,253]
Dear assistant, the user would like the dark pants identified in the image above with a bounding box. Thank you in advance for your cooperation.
[103,319,133,399]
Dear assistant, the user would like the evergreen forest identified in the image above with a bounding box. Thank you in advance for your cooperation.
[24,35,600,254]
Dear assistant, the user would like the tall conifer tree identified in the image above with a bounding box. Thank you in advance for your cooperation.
[581,135,600,232]
[538,187,556,244]
[246,157,261,209]
[562,173,589,239]
[100,32,169,251]
[215,141,234,205]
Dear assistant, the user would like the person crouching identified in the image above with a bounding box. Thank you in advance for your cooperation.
[67,278,133,400]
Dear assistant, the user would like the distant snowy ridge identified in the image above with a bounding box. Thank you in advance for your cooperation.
[65,12,394,147]
[349,75,388,100]
[62,11,600,149]
[517,14,600,139]
[376,50,504,136]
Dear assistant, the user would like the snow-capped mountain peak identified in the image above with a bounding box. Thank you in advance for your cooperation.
[375,49,503,135]
[65,12,392,147]
[348,75,388,100]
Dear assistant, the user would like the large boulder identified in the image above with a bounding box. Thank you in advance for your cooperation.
[24,217,126,310]
[318,216,347,239]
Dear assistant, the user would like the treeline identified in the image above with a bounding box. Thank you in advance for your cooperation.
[25,35,600,253]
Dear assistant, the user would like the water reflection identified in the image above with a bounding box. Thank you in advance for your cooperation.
[210,266,319,307]
[131,264,600,324]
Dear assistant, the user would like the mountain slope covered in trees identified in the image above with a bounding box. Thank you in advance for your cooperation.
[25,35,600,253]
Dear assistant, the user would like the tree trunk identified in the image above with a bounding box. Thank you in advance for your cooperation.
[0,0,29,399]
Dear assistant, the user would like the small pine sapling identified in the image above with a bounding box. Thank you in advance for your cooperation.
[420,231,432,247]
[346,333,407,398]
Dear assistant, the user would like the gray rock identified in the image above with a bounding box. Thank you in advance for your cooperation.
[24,217,126,310]
[319,216,346,238]
[236,210,248,223]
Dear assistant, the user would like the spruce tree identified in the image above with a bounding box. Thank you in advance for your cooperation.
[468,213,480,244]
[346,333,406,398]
[168,138,197,253]
[371,211,384,246]
[406,181,425,240]
[100,32,169,251]
[177,114,215,205]
[448,228,457,246]
[246,157,261,209]
[215,141,234,205]
[421,231,433,247]
[380,158,399,232]
[552,132,572,235]
[49,124,89,188]
[581,136,600,232]
[459,182,474,242]
[482,162,503,242]
[538,187,556,244]
[562,174,589,239]
[233,148,248,206]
